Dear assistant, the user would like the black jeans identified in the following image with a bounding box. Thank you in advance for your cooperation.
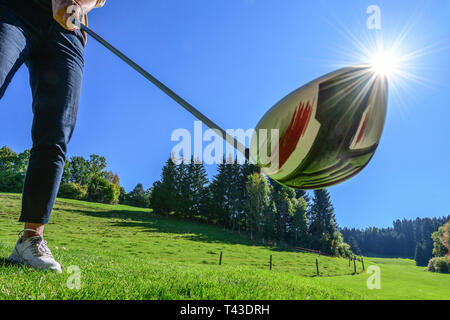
[0,0,85,224]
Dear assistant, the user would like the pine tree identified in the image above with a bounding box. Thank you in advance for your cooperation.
[208,157,231,226]
[270,180,296,242]
[295,190,310,204]
[414,241,429,266]
[189,157,210,219]
[174,158,191,218]
[309,189,340,254]
[236,160,259,233]
[228,157,241,230]
[150,156,178,215]
[204,156,243,228]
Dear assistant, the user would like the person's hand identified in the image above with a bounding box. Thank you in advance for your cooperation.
[52,0,97,31]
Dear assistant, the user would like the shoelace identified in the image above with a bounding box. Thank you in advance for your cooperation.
[29,237,52,257]
[18,229,53,257]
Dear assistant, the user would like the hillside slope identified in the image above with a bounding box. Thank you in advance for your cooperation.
[0,193,449,300]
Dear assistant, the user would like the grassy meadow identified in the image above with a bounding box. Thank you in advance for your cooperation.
[0,193,448,300]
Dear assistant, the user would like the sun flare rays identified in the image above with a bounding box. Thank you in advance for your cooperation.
[315,11,450,114]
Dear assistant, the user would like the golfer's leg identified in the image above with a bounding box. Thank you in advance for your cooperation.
[20,25,85,226]
[0,4,29,99]
[0,4,37,237]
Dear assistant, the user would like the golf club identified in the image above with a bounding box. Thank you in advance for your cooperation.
[79,23,247,155]
[79,22,389,190]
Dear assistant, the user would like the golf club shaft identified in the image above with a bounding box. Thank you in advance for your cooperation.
[79,23,250,160]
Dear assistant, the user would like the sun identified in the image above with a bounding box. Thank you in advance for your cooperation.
[368,50,399,77]
[318,11,446,113]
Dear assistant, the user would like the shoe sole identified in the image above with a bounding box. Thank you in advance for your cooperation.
[6,254,26,265]
[7,254,62,273]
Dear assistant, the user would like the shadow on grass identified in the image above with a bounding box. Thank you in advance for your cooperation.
[0,257,17,268]
[65,208,304,253]
[68,208,260,247]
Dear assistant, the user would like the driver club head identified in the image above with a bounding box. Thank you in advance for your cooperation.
[250,65,388,190]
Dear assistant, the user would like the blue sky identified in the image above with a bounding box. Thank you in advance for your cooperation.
[0,0,449,229]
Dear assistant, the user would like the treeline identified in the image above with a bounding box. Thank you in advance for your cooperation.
[150,155,350,257]
[4,145,447,267]
[0,146,149,206]
[1,146,349,256]
[342,216,450,266]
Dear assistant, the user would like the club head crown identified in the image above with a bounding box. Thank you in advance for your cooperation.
[250,65,388,190]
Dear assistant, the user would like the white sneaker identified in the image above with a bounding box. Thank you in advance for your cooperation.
[7,233,62,273]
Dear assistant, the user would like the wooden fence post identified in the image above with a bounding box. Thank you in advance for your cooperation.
[353,257,357,274]
[348,256,351,267]
[362,257,365,271]
[219,251,222,265]
[270,255,272,270]
[316,258,319,276]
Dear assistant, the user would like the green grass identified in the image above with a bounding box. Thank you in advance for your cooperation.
[0,193,449,300]
[316,257,450,300]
